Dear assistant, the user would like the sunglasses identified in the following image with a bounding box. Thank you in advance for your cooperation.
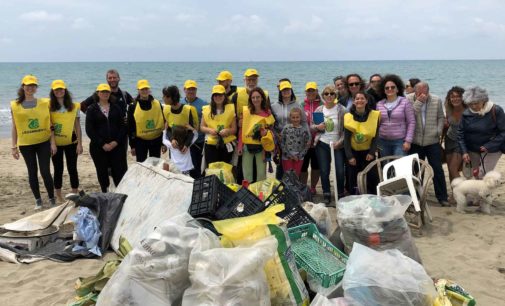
[323,92,336,96]
[385,86,397,90]
[348,82,361,87]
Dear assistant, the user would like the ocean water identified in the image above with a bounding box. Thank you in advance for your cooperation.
[1,60,504,135]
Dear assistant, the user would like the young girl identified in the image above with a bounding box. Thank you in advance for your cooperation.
[162,125,198,175]
[281,108,310,177]
[49,80,82,202]
[238,87,275,183]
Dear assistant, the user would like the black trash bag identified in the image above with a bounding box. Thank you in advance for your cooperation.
[68,192,127,252]
[281,170,312,203]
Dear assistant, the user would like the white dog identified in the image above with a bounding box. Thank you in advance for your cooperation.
[451,171,503,214]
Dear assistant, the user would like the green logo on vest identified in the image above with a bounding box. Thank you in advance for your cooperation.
[54,123,62,135]
[28,119,39,129]
[146,119,155,129]
[355,132,365,143]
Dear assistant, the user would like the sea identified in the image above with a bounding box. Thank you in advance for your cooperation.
[1,60,504,137]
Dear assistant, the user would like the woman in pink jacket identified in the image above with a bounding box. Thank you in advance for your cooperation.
[376,74,416,157]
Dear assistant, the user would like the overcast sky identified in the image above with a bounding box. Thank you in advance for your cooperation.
[1,0,504,62]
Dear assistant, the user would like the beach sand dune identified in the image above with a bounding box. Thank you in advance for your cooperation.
[1,138,505,305]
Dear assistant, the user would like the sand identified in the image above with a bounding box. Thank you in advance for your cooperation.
[1,137,505,305]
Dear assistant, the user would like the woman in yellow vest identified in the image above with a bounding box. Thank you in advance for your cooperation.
[238,87,275,183]
[201,85,237,164]
[344,91,381,194]
[127,80,164,162]
[49,80,82,203]
[11,75,56,209]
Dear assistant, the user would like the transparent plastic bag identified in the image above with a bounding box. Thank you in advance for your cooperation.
[343,243,436,306]
[207,161,235,184]
[182,236,277,306]
[248,178,281,200]
[96,214,220,306]
[72,207,102,256]
[336,195,421,263]
[310,294,354,306]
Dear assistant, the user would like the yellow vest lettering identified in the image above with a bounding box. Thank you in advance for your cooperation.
[202,104,236,145]
[134,100,164,140]
[344,110,380,151]
[11,98,51,146]
[241,106,275,145]
[51,102,80,146]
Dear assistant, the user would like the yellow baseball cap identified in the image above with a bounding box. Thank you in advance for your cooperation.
[96,83,111,92]
[305,82,318,91]
[184,80,198,89]
[216,70,233,81]
[279,81,292,91]
[137,79,151,90]
[22,75,38,86]
[212,85,226,95]
[51,79,66,90]
[244,68,259,77]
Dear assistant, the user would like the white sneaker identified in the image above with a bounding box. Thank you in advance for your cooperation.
[35,199,43,210]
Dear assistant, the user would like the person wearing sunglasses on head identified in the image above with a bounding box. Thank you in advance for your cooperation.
[312,85,346,204]
[340,73,377,111]
[405,78,421,95]
[376,74,415,157]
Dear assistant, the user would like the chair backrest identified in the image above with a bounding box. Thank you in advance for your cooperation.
[382,153,421,180]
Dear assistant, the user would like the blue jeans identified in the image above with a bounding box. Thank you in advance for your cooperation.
[410,143,448,202]
[379,138,406,157]
[315,142,345,195]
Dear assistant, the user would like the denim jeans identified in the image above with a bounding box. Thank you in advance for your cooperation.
[378,138,406,157]
[410,143,448,202]
[315,142,345,195]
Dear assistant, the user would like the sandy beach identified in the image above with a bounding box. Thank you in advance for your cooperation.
[1,137,505,305]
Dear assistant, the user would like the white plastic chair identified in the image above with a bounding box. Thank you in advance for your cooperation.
[377,154,422,212]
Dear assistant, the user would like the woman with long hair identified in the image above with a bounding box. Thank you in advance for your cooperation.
[238,87,275,182]
[201,85,237,164]
[49,80,82,202]
[11,75,56,209]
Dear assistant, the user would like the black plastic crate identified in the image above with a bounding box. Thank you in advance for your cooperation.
[264,183,301,209]
[188,175,235,218]
[215,187,266,220]
[278,204,316,228]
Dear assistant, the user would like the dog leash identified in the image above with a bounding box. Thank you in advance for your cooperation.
[479,152,488,175]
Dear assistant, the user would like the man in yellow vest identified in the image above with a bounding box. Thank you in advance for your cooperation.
[216,70,238,101]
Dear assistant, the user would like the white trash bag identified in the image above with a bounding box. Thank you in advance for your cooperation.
[343,243,436,306]
[182,236,278,306]
[97,214,220,306]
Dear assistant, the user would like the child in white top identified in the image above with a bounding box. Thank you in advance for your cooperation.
[162,125,198,175]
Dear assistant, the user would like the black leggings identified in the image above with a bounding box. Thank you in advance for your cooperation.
[90,144,128,192]
[52,143,79,189]
[204,143,233,165]
[19,141,55,200]
[134,136,162,162]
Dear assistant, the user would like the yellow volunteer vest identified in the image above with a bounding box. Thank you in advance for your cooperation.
[134,99,164,140]
[51,102,80,146]
[241,106,275,145]
[11,98,51,146]
[235,87,269,117]
[202,104,237,145]
[163,104,195,128]
[344,110,380,151]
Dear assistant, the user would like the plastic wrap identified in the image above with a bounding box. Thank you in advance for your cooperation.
[96,214,220,306]
[206,161,235,184]
[336,195,421,263]
[301,202,333,236]
[343,243,436,306]
[72,207,102,256]
[282,170,312,202]
[182,236,277,306]
[248,178,281,200]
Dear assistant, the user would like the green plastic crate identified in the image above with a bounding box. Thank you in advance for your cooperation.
[288,223,348,288]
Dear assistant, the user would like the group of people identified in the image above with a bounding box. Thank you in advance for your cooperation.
[10,69,505,209]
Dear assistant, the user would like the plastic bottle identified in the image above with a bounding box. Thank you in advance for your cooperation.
[242,179,249,189]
